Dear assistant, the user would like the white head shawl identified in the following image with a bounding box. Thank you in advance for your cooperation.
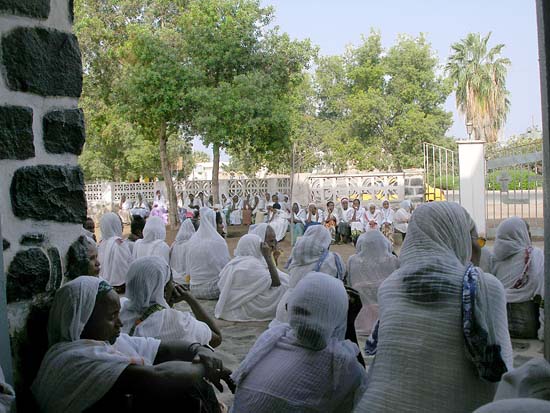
[174,219,195,244]
[249,223,272,241]
[494,357,550,401]
[234,233,264,260]
[491,216,544,302]
[474,399,550,413]
[131,216,169,264]
[120,257,170,333]
[400,200,412,212]
[187,207,230,285]
[169,220,196,282]
[142,216,166,242]
[98,213,131,287]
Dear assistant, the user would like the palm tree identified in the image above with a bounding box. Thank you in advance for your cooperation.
[446,32,511,142]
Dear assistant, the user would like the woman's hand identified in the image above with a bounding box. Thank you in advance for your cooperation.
[260,241,272,258]
[168,283,191,306]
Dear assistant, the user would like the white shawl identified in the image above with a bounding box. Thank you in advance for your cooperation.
[393,200,412,233]
[169,219,196,283]
[98,212,131,287]
[131,216,170,264]
[215,234,289,322]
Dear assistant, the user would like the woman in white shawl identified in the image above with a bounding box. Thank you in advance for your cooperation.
[32,276,231,413]
[215,234,289,322]
[274,225,345,324]
[266,204,289,242]
[121,256,221,347]
[354,202,513,413]
[490,216,544,339]
[130,193,150,219]
[348,231,399,335]
[169,219,195,284]
[231,272,367,412]
[98,212,131,290]
[393,200,412,241]
[187,207,231,300]
[131,216,170,264]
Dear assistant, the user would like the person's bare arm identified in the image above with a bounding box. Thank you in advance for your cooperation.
[170,285,222,348]
[261,242,281,287]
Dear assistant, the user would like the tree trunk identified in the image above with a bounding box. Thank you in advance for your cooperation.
[212,143,220,204]
[159,122,179,227]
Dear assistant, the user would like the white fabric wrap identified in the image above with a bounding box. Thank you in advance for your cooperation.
[354,202,513,413]
[169,219,196,283]
[348,231,399,334]
[32,277,160,413]
[474,399,550,413]
[215,234,289,322]
[98,212,131,286]
[393,201,412,233]
[120,256,211,344]
[187,207,230,287]
[269,210,289,241]
[231,272,367,412]
[494,357,550,400]
[490,216,544,303]
[131,216,170,264]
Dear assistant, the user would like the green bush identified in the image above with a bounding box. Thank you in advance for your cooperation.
[487,170,541,191]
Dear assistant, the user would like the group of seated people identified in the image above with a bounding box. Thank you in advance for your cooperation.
[5,200,548,412]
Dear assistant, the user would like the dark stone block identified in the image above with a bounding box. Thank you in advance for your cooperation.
[3,239,10,251]
[43,109,86,155]
[47,247,62,291]
[410,178,423,187]
[2,27,82,97]
[20,232,45,246]
[0,0,50,19]
[0,105,34,160]
[7,248,50,302]
[10,165,87,223]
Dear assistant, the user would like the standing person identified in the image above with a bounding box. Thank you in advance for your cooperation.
[379,200,394,245]
[131,216,170,265]
[121,257,221,348]
[242,196,253,226]
[231,273,367,413]
[289,202,306,246]
[254,193,267,224]
[187,207,231,300]
[490,217,544,339]
[170,219,196,285]
[347,231,399,335]
[130,193,150,219]
[215,234,289,322]
[150,190,168,223]
[365,203,381,232]
[98,212,131,293]
[354,202,513,413]
[119,195,133,225]
[324,201,339,242]
[336,198,352,244]
[305,203,324,230]
[394,200,413,242]
[349,199,365,244]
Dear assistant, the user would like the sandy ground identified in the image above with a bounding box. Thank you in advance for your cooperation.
[113,222,544,408]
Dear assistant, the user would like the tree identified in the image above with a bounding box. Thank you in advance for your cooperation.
[192,151,210,163]
[179,0,315,202]
[446,32,511,142]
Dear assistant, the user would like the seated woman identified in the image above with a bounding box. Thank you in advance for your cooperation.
[231,272,367,412]
[349,199,365,244]
[130,193,150,219]
[227,195,242,225]
[365,202,381,232]
[187,207,231,300]
[348,231,399,335]
[98,212,131,292]
[215,234,289,322]
[266,203,289,242]
[393,200,412,242]
[121,257,221,348]
[304,202,324,230]
[131,216,170,265]
[65,235,101,280]
[274,225,345,324]
[324,201,339,242]
[490,216,544,339]
[32,276,233,413]
[249,223,281,265]
[150,190,168,224]
[169,219,196,284]
[119,195,133,225]
[289,202,306,246]
[354,202,513,413]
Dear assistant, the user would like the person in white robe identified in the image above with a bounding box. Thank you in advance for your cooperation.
[365,202,381,231]
[195,191,210,208]
[274,225,345,324]
[289,202,306,246]
[130,193,150,219]
[255,193,269,223]
[324,200,339,242]
[169,219,196,284]
[304,202,324,230]
[393,199,412,242]
[230,272,367,413]
[150,190,168,224]
[98,212,131,289]
[379,200,395,244]
[249,223,282,266]
[266,204,288,242]
[228,195,243,225]
[348,231,399,335]
[131,216,170,265]
[354,202,513,413]
[31,276,229,413]
[215,234,289,322]
[349,199,366,244]
[336,197,352,244]
[187,207,231,299]
[121,256,221,347]
[490,216,544,339]
[118,194,133,225]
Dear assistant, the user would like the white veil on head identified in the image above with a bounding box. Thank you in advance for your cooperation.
[289,226,332,267]
[48,276,103,346]
[142,216,166,242]
[174,219,195,244]
[235,234,263,260]
[249,223,271,241]
[493,216,531,261]
[356,230,392,258]
[400,200,412,212]
[193,207,224,243]
[100,212,122,240]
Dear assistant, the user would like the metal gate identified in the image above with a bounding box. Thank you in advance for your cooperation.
[485,141,544,237]
[423,143,459,203]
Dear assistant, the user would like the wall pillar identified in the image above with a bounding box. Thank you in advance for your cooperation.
[457,140,487,236]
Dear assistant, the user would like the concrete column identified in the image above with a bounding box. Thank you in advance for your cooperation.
[457,140,487,237]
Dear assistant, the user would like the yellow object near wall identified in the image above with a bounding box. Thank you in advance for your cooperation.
[424,184,446,202]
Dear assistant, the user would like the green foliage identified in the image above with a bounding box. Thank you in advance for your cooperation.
[487,170,541,191]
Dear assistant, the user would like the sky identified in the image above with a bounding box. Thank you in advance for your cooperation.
[194,0,542,159]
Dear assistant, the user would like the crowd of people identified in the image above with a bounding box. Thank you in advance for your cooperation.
[1,195,548,412]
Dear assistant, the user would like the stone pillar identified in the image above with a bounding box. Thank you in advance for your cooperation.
[0,0,86,403]
[457,140,487,237]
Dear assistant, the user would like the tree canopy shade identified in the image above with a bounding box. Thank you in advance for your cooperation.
[446,32,511,143]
